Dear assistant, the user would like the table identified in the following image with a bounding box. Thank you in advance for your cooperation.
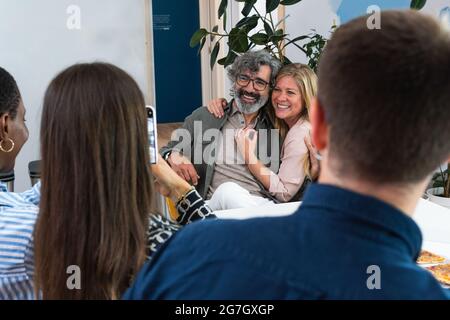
[214,198,450,260]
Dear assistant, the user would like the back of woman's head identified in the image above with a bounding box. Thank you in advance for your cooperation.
[35,62,153,299]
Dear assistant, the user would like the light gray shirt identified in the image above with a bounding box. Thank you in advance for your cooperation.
[207,104,263,199]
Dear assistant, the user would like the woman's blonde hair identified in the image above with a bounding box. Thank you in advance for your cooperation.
[268,63,318,179]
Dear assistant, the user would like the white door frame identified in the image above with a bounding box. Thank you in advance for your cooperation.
[198,0,226,105]
[144,0,156,106]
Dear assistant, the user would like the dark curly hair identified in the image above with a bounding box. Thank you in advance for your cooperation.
[227,50,282,87]
[0,66,21,119]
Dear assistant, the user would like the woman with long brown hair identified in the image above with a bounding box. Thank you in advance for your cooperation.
[31,62,213,299]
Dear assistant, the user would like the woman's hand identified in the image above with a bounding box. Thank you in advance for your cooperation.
[304,134,320,181]
[151,154,192,201]
[206,98,227,118]
[235,128,258,164]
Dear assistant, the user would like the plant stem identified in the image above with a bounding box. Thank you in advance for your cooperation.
[250,5,283,61]
[252,5,266,23]
[282,37,308,53]
[208,31,228,37]
[268,11,284,61]
[268,12,276,32]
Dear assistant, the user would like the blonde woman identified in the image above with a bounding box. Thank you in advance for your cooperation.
[207,63,318,210]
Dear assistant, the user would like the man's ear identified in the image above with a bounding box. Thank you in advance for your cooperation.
[0,113,9,141]
[310,97,328,152]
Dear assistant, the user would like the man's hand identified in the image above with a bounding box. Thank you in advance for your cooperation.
[151,154,192,201]
[304,135,320,181]
[167,151,199,186]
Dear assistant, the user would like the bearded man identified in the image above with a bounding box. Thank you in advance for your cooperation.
[160,50,282,200]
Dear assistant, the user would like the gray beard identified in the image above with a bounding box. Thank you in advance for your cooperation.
[234,92,269,115]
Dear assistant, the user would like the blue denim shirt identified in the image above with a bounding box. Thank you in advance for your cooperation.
[124,184,450,299]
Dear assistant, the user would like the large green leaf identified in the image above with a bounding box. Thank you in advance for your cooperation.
[250,32,269,45]
[264,21,274,36]
[218,50,238,67]
[236,16,251,28]
[270,29,286,44]
[229,28,249,53]
[274,29,284,36]
[266,0,280,13]
[223,11,227,30]
[210,25,219,42]
[236,15,259,32]
[198,37,206,55]
[210,42,220,69]
[410,0,426,9]
[218,0,228,19]
[270,35,285,43]
[283,35,309,47]
[190,28,208,48]
[280,0,302,5]
[241,0,257,17]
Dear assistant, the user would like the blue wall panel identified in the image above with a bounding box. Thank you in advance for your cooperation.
[152,0,202,123]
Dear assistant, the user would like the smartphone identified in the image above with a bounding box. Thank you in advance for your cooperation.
[146,106,158,164]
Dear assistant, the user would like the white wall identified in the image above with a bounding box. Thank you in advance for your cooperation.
[284,0,450,64]
[284,0,340,64]
[0,0,152,191]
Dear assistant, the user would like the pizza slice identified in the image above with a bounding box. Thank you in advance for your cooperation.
[426,264,450,286]
[417,250,446,264]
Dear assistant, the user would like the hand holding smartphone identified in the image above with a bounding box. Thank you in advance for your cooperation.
[146,106,158,164]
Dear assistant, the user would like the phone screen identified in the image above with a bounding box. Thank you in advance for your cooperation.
[146,106,158,164]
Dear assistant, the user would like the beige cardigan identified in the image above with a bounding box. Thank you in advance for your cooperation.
[269,119,311,202]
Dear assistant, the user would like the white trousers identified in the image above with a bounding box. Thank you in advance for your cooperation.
[206,182,274,211]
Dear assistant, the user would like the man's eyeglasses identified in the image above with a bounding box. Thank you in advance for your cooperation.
[236,74,269,91]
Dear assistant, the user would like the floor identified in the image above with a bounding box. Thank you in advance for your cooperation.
[157,122,183,148]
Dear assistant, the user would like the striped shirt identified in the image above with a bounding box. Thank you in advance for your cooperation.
[0,181,41,300]
[0,181,213,300]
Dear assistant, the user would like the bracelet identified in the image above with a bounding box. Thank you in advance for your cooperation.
[176,186,196,206]
[175,187,214,225]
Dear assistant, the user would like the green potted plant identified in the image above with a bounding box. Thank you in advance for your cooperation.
[190,0,325,69]
[427,163,450,208]
[191,0,428,71]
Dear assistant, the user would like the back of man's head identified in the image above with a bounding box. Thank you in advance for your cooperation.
[318,10,450,184]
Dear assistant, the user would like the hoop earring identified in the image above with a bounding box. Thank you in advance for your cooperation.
[0,138,14,153]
